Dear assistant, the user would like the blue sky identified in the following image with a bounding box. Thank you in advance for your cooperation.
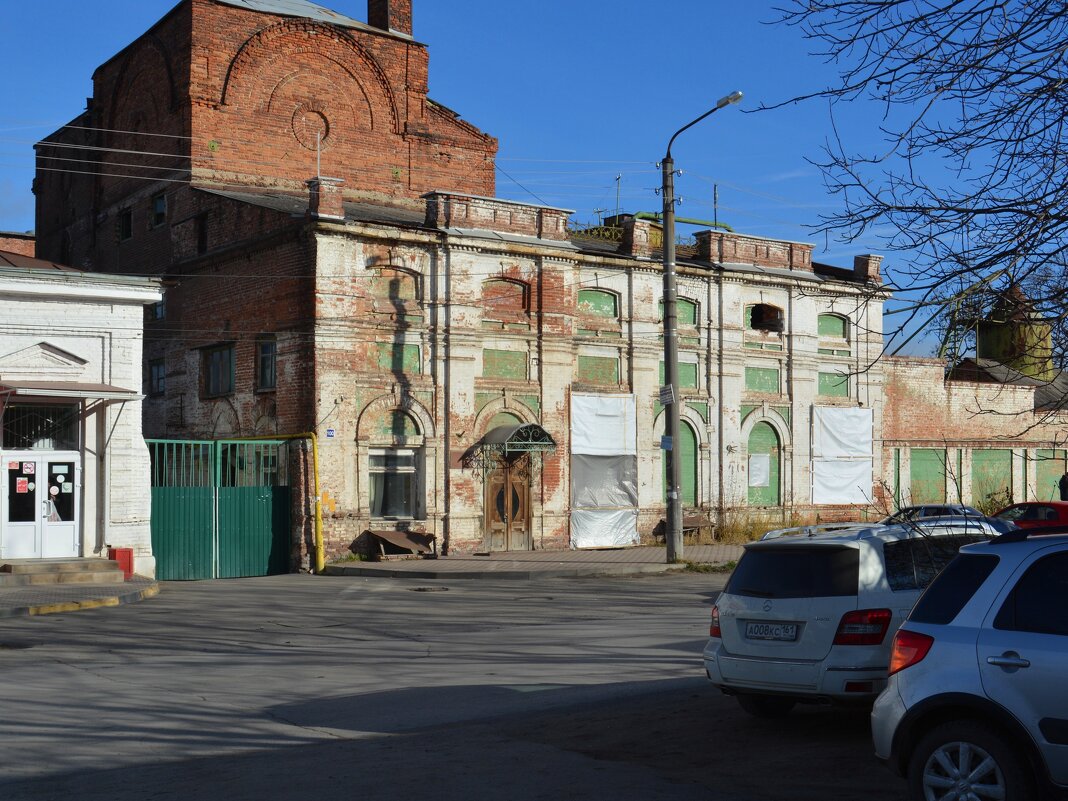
[0,0,920,342]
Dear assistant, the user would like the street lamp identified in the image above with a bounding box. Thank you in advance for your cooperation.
[661,90,742,563]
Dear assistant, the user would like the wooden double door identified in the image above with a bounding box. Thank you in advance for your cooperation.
[484,462,531,551]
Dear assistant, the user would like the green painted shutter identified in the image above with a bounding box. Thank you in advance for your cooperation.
[745,367,780,394]
[971,450,1013,507]
[910,448,947,505]
[1035,449,1067,501]
[662,421,698,507]
[577,355,619,385]
[483,349,527,379]
[747,422,781,506]
[818,314,847,338]
[818,371,849,397]
[375,342,421,374]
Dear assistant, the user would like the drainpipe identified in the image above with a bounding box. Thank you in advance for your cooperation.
[227,432,324,573]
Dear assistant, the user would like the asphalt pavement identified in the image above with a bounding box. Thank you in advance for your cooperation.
[0,543,743,617]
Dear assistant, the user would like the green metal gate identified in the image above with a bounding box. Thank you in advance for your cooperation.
[149,440,291,580]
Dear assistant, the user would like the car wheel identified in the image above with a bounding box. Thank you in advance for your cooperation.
[907,720,1034,801]
[736,694,796,718]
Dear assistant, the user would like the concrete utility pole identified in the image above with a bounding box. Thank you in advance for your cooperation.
[661,90,742,564]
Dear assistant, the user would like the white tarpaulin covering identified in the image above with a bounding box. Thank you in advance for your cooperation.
[812,407,873,459]
[570,508,639,548]
[571,394,636,455]
[812,458,873,505]
[748,454,770,487]
[571,393,639,548]
[571,455,638,508]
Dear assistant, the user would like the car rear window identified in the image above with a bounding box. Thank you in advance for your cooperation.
[909,553,1000,625]
[725,546,859,599]
[883,535,990,591]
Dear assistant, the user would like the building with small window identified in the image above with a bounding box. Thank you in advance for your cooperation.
[0,250,161,572]
[34,0,894,569]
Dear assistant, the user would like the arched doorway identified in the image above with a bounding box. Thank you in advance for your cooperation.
[662,419,699,508]
[483,413,531,552]
[747,422,781,506]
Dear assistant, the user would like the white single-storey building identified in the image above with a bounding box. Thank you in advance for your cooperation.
[0,250,161,576]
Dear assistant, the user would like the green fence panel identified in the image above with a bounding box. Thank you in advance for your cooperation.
[217,486,289,578]
[151,486,214,580]
[149,439,290,580]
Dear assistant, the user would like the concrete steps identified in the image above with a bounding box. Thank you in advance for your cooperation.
[0,558,125,587]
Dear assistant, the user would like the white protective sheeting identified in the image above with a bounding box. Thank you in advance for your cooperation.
[748,454,770,487]
[812,458,874,505]
[570,508,639,548]
[812,407,874,459]
[571,455,638,508]
[570,394,636,455]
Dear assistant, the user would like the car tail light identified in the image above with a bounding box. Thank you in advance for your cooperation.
[709,605,722,638]
[833,608,892,646]
[888,629,934,676]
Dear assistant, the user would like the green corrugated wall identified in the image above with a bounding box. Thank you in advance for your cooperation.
[910,448,947,504]
[971,450,1012,507]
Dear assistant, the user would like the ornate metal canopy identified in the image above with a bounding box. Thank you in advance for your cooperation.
[462,423,556,473]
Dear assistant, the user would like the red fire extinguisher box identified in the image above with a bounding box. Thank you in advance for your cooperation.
[107,547,134,580]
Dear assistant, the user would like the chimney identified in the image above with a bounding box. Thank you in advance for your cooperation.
[368,0,412,35]
[307,177,345,221]
[854,254,883,284]
[622,217,656,259]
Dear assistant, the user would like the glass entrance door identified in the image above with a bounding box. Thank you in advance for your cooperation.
[1,455,79,559]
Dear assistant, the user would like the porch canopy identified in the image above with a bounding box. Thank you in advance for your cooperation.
[464,423,556,470]
[0,381,143,401]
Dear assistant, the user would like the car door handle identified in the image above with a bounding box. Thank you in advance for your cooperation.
[987,653,1030,669]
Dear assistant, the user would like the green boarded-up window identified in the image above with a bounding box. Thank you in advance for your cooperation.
[659,361,699,388]
[577,355,619,385]
[747,421,781,506]
[1035,449,1067,501]
[577,289,618,318]
[910,448,947,505]
[482,349,527,380]
[971,450,1013,507]
[659,298,698,327]
[818,314,848,339]
[818,371,849,397]
[376,410,421,438]
[375,343,421,374]
[745,366,780,394]
[663,420,698,507]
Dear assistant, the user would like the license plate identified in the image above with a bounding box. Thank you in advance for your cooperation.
[745,621,798,641]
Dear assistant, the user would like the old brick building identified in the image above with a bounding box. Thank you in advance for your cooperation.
[36,0,900,570]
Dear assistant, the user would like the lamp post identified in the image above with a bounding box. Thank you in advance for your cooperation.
[662,90,742,563]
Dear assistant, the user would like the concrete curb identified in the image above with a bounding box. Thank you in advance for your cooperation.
[0,580,160,619]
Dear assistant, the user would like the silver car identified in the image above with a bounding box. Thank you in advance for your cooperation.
[871,532,1068,800]
[703,520,1000,717]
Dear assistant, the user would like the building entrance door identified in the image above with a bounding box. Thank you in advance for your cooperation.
[484,462,531,552]
[1,455,80,559]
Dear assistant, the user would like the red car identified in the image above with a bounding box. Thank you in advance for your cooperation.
[993,501,1068,528]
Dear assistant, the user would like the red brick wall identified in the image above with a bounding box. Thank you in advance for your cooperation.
[0,234,34,258]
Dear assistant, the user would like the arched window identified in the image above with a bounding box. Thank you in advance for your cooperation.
[577,289,619,319]
[747,422,781,506]
[818,313,851,356]
[658,297,699,327]
[483,279,530,318]
[745,303,784,332]
[369,409,424,521]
